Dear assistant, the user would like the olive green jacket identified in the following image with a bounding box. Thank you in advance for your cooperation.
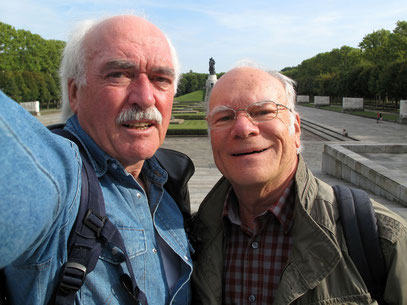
[191,156,407,304]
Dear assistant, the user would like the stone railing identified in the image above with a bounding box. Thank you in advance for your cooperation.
[322,143,407,206]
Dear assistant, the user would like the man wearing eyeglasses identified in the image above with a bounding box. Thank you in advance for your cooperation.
[190,65,407,304]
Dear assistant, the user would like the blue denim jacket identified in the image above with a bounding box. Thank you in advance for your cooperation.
[0,91,192,305]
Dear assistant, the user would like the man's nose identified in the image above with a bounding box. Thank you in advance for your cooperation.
[230,113,260,138]
[128,74,155,109]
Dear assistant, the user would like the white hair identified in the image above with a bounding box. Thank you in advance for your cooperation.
[59,15,180,122]
[234,59,297,113]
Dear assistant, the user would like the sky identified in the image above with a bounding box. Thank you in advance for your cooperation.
[1,0,407,73]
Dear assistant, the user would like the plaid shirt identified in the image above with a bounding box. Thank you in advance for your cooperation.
[223,181,294,305]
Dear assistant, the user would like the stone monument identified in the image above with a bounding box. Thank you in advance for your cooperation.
[296,95,309,103]
[204,57,218,103]
[342,97,364,110]
[314,96,330,106]
[21,101,41,116]
[400,100,407,124]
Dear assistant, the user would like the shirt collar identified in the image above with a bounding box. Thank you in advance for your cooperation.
[223,180,295,233]
[64,115,168,185]
[65,115,112,177]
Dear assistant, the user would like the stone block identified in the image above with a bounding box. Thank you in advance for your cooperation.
[21,101,40,115]
[314,96,329,106]
[400,100,407,119]
[296,95,309,103]
[342,97,363,110]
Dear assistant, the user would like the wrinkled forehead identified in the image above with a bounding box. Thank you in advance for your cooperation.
[84,16,171,60]
[209,68,287,111]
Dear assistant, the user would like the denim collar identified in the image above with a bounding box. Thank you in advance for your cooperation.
[64,115,167,185]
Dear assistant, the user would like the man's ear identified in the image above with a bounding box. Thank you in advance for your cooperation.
[68,79,79,114]
[294,112,301,149]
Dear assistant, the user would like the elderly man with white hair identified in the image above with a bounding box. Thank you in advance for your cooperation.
[0,15,193,305]
[191,64,407,305]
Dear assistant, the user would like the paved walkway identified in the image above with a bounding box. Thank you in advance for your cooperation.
[37,106,407,218]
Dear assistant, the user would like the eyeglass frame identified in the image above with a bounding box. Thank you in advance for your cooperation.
[206,100,292,130]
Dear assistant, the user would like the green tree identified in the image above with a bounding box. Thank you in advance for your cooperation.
[0,21,65,105]
[390,21,407,62]
[359,29,392,66]
[0,71,21,101]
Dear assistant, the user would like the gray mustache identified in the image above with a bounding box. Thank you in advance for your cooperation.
[116,106,163,125]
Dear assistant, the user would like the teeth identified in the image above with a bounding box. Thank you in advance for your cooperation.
[123,122,151,129]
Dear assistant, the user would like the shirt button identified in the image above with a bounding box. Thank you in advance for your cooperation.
[248,294,256,303]
[152,248,158,254]
[251,241,259,249]
[111,163,118,170]
[136,193,141,198]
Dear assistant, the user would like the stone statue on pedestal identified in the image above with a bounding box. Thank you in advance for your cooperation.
[209,57,216,75]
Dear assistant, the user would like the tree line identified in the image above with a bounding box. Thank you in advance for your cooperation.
[0,22,65,108]
[282,21,407,105]
[176,71,224,97]
[0,20,222,106]
[1,20,406,107]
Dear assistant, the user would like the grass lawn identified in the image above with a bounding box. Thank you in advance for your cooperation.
[168,120,207,130]
[172,113,206,120]
[167,120,208,135]
[174,90,205,102]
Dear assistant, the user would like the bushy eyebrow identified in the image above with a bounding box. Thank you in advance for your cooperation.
[151,67,175,79]
[210,105,234,115]
[101,60,175,79]
[101,60,137,73]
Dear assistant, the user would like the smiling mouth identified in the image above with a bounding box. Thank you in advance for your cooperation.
[122,122,153,130]
[232,148,269,156]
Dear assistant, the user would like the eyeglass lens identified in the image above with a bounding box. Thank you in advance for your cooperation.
[209,101,279,129]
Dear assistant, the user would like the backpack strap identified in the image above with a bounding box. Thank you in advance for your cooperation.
[50,128,148,305]
[0,269,8,305]
[333,185,387,304]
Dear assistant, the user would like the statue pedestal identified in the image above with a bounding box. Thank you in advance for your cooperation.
[204,74,218,103]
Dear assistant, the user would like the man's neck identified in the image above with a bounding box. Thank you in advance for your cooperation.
[233,168,297,230]
[126,161,146,190]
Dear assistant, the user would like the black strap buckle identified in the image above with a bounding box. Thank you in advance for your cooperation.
[59,262,87,294]
[83,209,107,237]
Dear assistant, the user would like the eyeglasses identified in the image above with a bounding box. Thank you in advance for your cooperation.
[206,100,292,130]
